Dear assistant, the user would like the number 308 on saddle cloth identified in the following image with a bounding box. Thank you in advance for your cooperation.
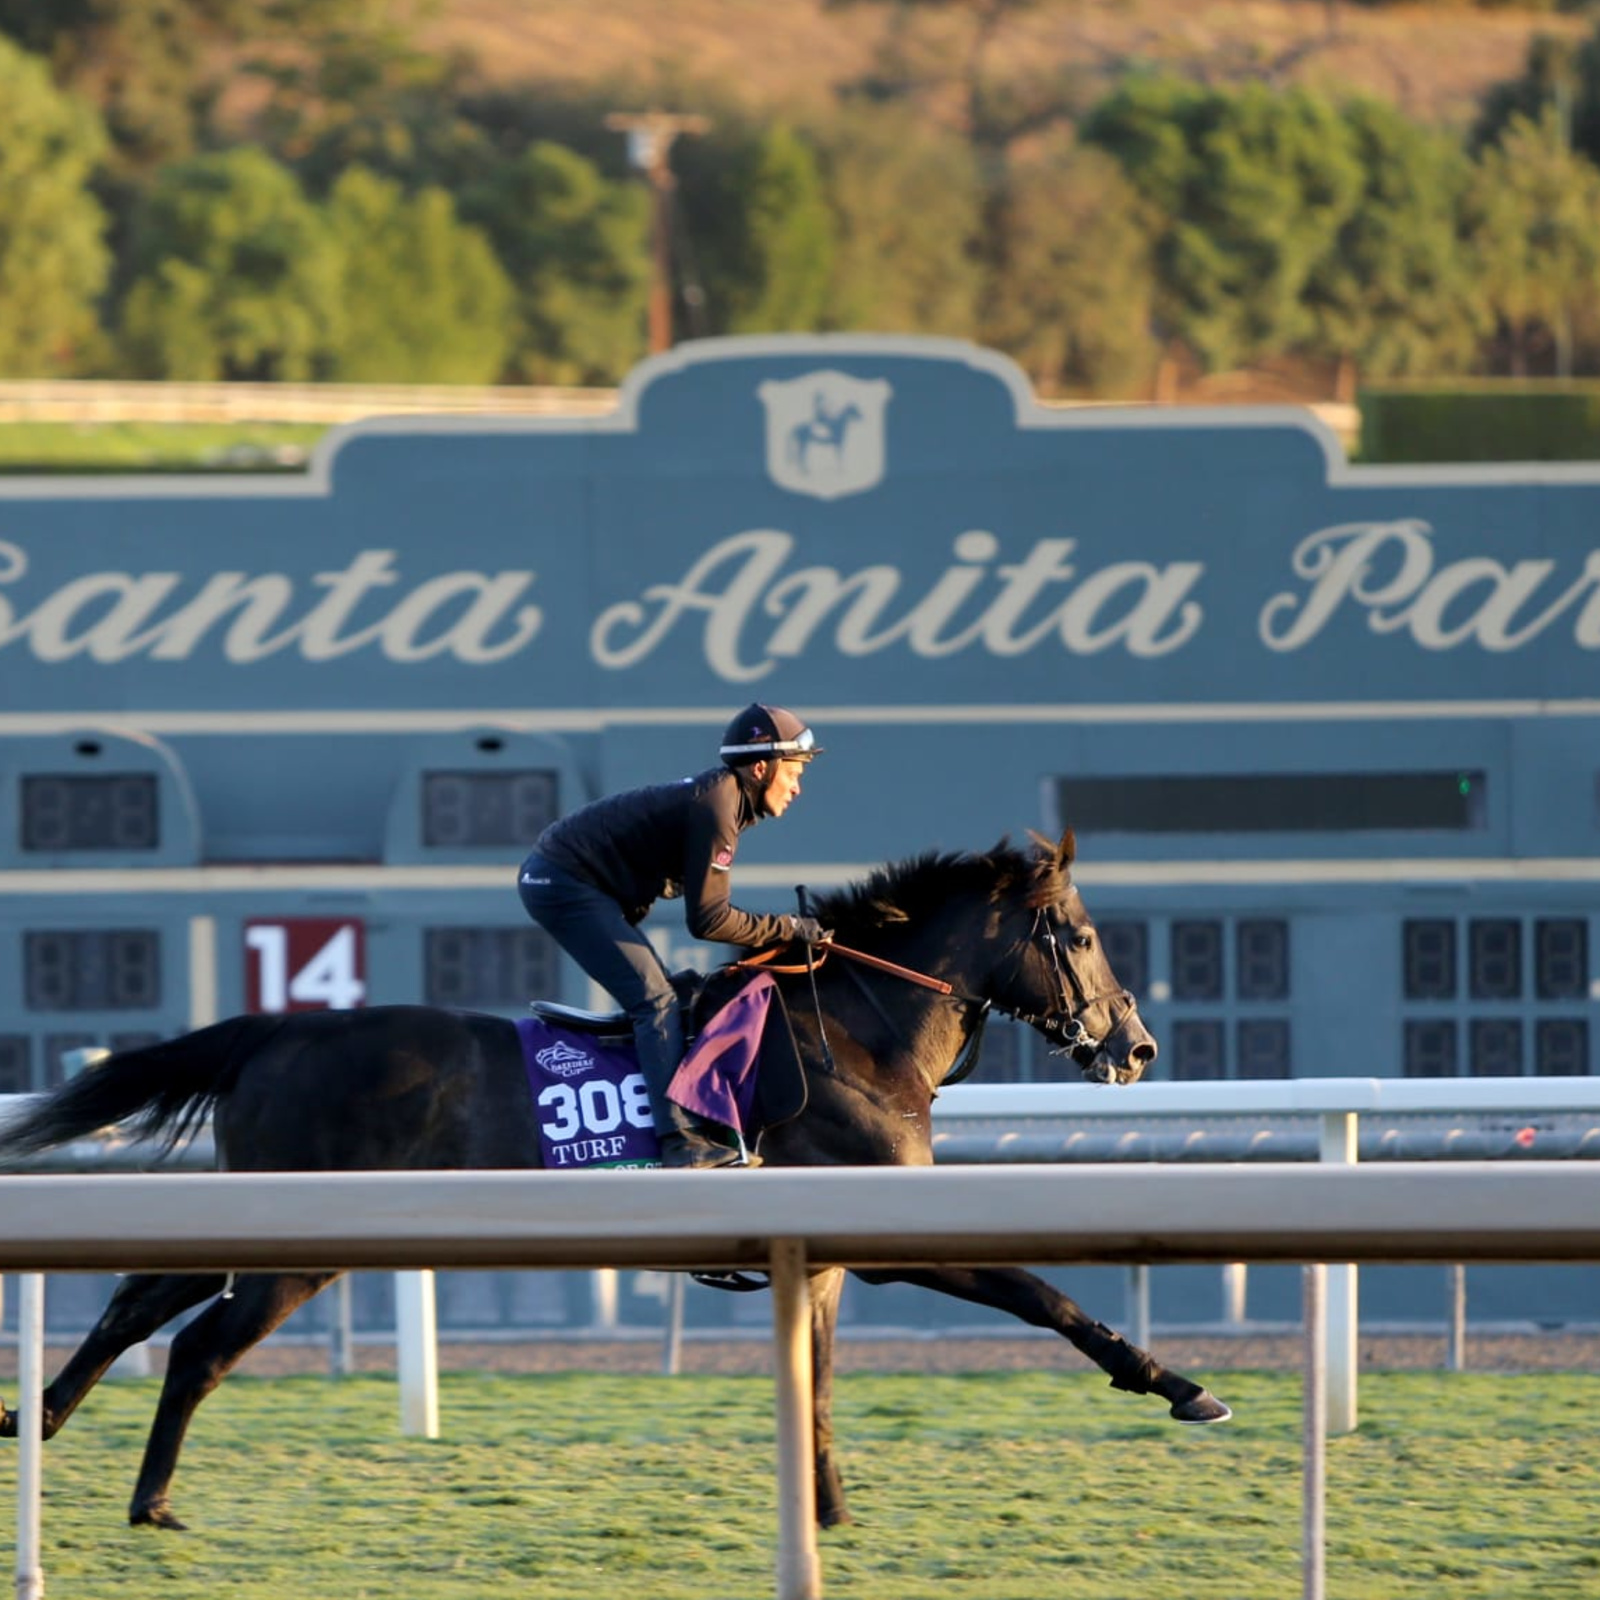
[514,974,776,1169]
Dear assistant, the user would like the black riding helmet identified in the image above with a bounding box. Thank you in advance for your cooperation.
[719,702,823,766]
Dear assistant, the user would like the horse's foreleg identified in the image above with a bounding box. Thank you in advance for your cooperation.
[129,1271,337,1529]
[0,1273,228,1443]
[851,1266,1231,1424]
[807,1266,852,1528]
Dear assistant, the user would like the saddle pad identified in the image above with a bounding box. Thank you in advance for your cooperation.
[515,1018,663,1169]
[515,972,777,1170]
[667,972,775,1134]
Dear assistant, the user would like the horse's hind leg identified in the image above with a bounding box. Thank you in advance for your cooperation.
[851,1266,1231,1424]
[0,1272,227,1442]
[129,1270,336,1530]
[807,1266,852,1529]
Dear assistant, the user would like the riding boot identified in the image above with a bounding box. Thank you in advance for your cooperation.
[657,1101,761,1170]
[627,992,757,1169]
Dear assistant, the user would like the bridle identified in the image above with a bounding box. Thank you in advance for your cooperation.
[739,897,1139,1086]
[997,906,1140,1073]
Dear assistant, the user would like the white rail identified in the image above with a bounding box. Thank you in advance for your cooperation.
[0,379,615,425]
[4,1164,1600,1600]
[0,380,1358,447]
[933,1077,1600,1118]
[7,1076,1596,1440]
[934,1076,1600,1432]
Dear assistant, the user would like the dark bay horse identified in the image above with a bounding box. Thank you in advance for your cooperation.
[0,830,1229,1531]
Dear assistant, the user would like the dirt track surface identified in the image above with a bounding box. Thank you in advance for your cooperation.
[8,1333,1593,1382]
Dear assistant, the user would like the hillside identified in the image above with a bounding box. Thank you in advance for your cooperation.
[421,0,1581,133]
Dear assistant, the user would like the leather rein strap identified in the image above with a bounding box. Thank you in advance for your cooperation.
[735,940,954,995]
[735,939,981,1092]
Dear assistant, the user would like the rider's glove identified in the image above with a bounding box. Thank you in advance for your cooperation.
[788,915,832,945]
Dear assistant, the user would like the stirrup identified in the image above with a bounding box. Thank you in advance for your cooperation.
[691,1270,772,1293]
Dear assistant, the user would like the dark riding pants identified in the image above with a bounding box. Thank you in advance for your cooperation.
[517,853,684,1136]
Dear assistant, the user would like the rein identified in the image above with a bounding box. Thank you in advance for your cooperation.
[735,939,978,1091]
[735,940,953,994]
[796,884,837,1076]
[738,902,1135,1085]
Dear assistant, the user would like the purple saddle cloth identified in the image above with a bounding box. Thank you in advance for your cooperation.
[515,973,776,1171]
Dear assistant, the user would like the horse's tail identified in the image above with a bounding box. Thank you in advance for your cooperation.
[0,1014,280,1161]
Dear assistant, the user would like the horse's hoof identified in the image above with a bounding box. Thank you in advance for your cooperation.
[818,1505,855,1530]
[130,1500,188,1531]
[0,1403,14,1439]
[1171,1391,1232,1425]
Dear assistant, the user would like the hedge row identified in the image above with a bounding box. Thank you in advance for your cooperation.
[1357,385,1600,462]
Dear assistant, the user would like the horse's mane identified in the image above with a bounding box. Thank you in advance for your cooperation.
[810,836,1069,945]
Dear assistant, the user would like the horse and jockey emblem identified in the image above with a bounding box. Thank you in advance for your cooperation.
[758,370,892,500]
[533,1037,593,1078]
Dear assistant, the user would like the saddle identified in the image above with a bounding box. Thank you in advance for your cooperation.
[527,965,809,1136]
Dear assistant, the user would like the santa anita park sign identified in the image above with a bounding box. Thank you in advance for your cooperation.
[1,334,1599,722]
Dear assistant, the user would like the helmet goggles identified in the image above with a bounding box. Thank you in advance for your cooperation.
[719,703,822,764]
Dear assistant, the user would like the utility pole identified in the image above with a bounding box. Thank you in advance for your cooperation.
[606,110,710,353]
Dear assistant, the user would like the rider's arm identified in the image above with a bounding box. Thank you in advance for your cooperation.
[681,786,795,947]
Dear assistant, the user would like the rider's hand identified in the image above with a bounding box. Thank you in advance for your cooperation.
[789,915,832,945]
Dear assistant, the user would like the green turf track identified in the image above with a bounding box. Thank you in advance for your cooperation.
[3,1369,1597,1598]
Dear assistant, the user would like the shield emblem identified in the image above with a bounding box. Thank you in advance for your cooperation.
[757,371,893,500]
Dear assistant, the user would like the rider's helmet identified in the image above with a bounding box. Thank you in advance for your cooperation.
[719,703,823,767]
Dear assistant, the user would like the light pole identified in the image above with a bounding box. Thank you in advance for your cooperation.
[606,111,710,353]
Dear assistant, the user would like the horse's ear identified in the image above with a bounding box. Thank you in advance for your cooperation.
[1058,828,1077,868]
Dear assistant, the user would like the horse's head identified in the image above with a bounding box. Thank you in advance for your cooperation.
[984,829,1158,1086]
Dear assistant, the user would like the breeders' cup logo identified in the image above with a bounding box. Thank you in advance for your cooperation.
[758,370,892,500]
[535,1039,593,1078]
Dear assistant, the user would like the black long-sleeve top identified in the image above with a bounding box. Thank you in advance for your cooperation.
[533,766,794,947]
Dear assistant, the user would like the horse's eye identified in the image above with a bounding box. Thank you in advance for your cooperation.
[1072,932,1094,952]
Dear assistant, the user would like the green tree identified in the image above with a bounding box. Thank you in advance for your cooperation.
[983,135,1157,396]
[119,146,342,380]
[0,35,111,375]
[675,122,836,337]
[1304,98,1482,394]
[0,0,422,172]
[247,6,496,196]
[462,141,649,385]
[1472,33,1582,154]
[814,105,982,336]
[1473,23,1600,181]
[323,166,513,384]
[723,124,836,333]
[1465,108,1600,377]
[823,0,1055,153]
[1083,76,1366,374]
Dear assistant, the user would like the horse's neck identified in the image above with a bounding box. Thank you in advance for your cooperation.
[825,933,981,1083]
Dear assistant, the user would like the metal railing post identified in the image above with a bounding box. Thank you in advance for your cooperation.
[1221,1261,1248,1326]
[663,1272,686,1376]
[1446,1264,1467,1372]
[15,1273,45,1600]
[395,1271,438,1438]
[1319,1112,1358,1434]
[328,1274,355,1377]
[771,1239,820,1600]
[1303,1263,1326,1600]
[1125,1264,1150,1351]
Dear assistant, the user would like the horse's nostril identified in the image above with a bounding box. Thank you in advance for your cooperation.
[1131,1042,1157,1065]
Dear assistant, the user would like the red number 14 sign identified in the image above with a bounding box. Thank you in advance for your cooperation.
[244,919,367,1012]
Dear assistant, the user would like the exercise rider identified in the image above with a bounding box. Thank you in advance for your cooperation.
[517,703,828,1169]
